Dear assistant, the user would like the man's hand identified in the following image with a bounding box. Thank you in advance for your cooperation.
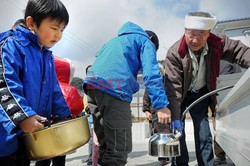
[145,111,152,121]
[19,115,47,133]
[156,107,171,124]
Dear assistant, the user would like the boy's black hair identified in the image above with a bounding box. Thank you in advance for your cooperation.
[145,30,159,51]
[24,0,69,28]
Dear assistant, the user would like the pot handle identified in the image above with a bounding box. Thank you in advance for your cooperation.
[39,119,51,127]
[27,119,50,142]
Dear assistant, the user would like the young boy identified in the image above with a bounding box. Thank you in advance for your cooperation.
[0,0,71,165]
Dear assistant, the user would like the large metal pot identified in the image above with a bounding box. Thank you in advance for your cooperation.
[21,116,90,160]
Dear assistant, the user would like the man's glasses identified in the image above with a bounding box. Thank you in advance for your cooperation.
[185,31,209,41]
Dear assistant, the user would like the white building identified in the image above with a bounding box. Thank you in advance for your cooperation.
[213,17,250,46]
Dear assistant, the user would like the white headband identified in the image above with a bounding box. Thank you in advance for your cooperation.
[185,15,217,30]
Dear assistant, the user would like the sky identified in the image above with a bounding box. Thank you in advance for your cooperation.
[1,0,250,78]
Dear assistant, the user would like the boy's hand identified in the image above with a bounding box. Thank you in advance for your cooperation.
[19,115,47,133]
[156,107,171,124]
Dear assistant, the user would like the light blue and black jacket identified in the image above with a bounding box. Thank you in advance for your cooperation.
[84,21,169,110]
[0,26,70,157]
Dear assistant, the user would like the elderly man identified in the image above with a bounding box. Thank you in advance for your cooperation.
[164,11,250,166]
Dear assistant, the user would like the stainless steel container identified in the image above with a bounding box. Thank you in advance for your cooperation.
[21,116,90,160]
[148,133,180,157]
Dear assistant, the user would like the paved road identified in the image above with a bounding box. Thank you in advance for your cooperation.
[60,141,234,166]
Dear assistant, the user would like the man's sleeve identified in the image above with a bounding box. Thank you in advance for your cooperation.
[222,34,250,68]
[164,49,184,120]
[140,41,169,110]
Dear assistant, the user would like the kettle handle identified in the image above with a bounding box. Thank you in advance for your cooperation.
[151,114,171,133]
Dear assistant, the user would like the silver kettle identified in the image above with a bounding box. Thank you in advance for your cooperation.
[148,131,181,157]
[148,114,182,157]
[148,85,234,158]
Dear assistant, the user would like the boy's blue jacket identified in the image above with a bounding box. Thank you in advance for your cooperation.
[84,21,169,110]
[0,26,71,157]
